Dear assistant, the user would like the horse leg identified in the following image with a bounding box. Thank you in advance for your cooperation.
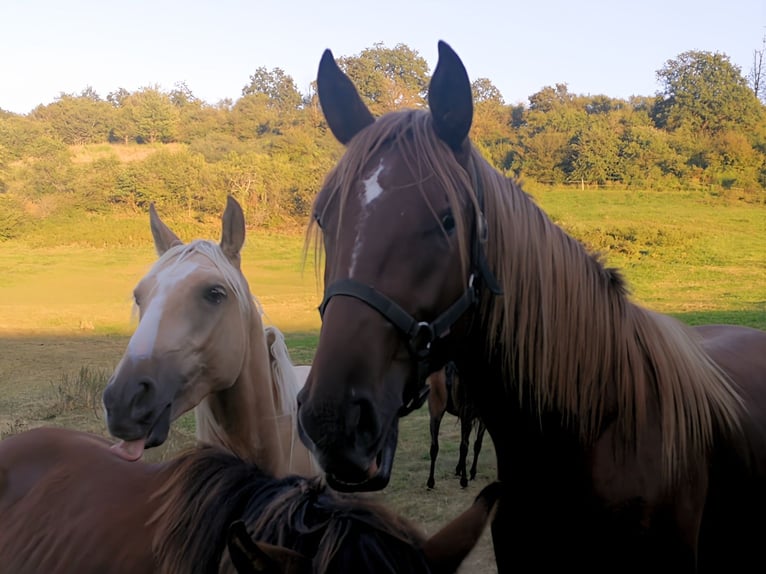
[470,422,486,481]
[457,416,471,488]
[427,410,444,489]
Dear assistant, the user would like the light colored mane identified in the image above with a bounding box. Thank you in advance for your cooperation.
[309,109,744,480]
[264,325,302,414]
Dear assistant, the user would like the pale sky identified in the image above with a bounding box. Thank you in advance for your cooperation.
[1,0,764,114]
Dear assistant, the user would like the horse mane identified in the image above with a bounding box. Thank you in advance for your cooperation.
[264,325,301,415]
[151,447,429,574]
[308,108,744,480]
[471,148,744,478]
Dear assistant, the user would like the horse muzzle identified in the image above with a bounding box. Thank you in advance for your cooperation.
[102,372,173,451]
[297,388,399,492]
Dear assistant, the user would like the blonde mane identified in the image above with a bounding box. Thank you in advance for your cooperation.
[264,325,301,415]
[309,109,744,480]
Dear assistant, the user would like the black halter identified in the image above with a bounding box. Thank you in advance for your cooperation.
[318,158,502,416]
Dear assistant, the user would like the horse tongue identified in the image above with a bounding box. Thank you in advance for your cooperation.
[110,438,145,462]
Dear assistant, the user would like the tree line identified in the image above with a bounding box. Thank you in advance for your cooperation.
[0,43,764,240]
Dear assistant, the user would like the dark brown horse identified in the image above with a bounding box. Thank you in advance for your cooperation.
[0,426,499,573]
[296,41,766,573]
[426,363,486,489]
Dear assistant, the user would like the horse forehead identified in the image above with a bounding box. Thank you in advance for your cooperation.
[152,253,219,289]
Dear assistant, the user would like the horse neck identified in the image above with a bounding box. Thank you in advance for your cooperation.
[195,306,288,477]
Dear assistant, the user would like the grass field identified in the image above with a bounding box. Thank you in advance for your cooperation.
[0,188,764,572]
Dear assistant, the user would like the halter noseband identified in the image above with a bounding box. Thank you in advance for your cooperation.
[317,157,502,417]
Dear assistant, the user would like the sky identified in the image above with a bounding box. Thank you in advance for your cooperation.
[1,0,764,114]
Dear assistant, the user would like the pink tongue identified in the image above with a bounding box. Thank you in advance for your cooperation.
[110,439,146,462]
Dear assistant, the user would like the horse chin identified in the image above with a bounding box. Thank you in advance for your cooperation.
[326,424,398,493]
[144,404,172,449]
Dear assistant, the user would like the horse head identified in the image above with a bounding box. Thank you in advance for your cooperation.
[103,197,254,459]
[298,42,494,491]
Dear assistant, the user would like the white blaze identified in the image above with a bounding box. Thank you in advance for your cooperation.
[362,162,385,206]
[126,259,199,360]
[350,161,386,276]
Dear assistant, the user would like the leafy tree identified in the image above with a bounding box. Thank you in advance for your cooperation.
[242,67,302,112]
[169,81,200,108]
[31,89,114,145]
[123,87,179,144]
[230,93,277,139]
[107,87,131,107]
[570,118,621,185]
[654,50,763,134]
[518,84,586,182]
[470,78,513,170]
[0,115,51,159]
[337,43,429,113]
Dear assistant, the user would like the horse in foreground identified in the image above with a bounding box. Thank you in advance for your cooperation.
[0,426,499,573]
[103,197,318,477]
[296,41,766,572]
[426,363,486,489]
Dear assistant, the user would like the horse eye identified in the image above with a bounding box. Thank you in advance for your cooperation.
[313,211,323,229]
[441,212,456,234]
[204,286,227,305]
[133,291,141,307]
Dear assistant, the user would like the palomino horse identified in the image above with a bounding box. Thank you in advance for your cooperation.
[103,197,318,477]
[426,363,486,489]
[296,42,766,572]
[0,426,501,573]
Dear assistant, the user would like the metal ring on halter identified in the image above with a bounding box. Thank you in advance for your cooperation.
[409,321,435,359]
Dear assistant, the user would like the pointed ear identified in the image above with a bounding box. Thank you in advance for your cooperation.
[421,481,503,573]
[428,41,473,151]
[149,203,183,256]
[220,196,246,268]
[226,521,310,574]
[317,48,375,144]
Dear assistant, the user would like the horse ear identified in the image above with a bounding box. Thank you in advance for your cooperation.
[421,481,503,573]
[220,196,246,268]
[226,520,310,574]
[317,48,375,144]
[149,203,183,256]
[428,41,473,151]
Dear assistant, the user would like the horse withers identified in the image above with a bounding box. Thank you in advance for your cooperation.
[296,41,766,572]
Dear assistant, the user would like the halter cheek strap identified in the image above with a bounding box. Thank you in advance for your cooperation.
[317,273,480,416]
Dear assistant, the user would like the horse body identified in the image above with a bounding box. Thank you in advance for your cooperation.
[0,429,157,574]
[426,363,486,489]
[102,197,317,477]
[0,427,499,574]
[296,42,766,572]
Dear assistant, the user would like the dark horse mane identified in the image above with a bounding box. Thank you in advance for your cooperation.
[308,108,744,481]
[151,446,428,573]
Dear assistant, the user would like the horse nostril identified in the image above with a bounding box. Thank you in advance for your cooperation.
[352,398,380,445]
[130,378,157,421]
